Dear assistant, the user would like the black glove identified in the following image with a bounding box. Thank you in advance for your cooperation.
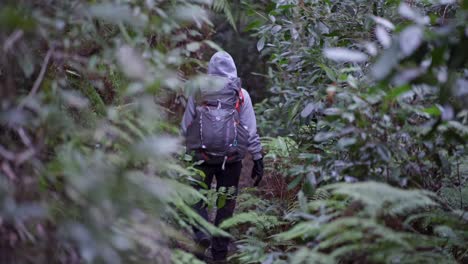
[251,158,264,187]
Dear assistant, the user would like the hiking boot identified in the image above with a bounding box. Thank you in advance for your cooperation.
[211,252,228,263]
[211,260,228,264]
[194,232,211,260]
[198,236,211,248]
[195,231,211,247]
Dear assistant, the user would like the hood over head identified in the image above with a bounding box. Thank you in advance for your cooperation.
[207,51,238,79]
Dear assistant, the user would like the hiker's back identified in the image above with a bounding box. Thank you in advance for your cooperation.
[185,78,248,166]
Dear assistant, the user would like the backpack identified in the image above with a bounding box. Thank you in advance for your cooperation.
[185,78,249,168]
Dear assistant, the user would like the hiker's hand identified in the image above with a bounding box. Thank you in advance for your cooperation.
[251,157,264,187]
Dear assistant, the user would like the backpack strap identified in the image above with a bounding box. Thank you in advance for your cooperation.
[235,89,244,113]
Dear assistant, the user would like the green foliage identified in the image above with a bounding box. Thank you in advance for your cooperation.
[262,136,298,160]
[254,0,467,188]
[226,0,468,263]
[220,211,284,230]
[439,186,468,210]
[289,248,335,264]
[325,182,437,216]
[0,0,233,263]
[236,181,467,263]
[172,249,206,264]
[211,0,237,31]
[2,0,468,263]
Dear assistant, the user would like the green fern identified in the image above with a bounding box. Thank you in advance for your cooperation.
[273,182,467,263]
[175,201,231,238]
[439,186,468,210]
[211,0,237,30]
[219,211,284,230]
[311,188,332,201]
[325,182,437,216]
[231,236,270,263]
[289,247,334,264]
[172,249,206,264]
[404,209,468,230]
[316,218,411,250]
[386,251,458,264]
[274,221,320,241]
[262,136,299,159]
[235,191,271,212]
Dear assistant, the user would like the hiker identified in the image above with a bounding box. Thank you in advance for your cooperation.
[181,51,264,262]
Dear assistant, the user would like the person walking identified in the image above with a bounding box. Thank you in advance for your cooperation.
[181,51,264,262]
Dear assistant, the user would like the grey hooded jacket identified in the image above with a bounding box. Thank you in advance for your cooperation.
[181,51,263,160]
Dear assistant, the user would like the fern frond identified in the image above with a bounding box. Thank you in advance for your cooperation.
[289,247,335,264]
[275,221,320,241]
[262,136,299,158]
[236,191,271,212]
[404,210,467,230]
[326,182,437,216]
[231,236,270,263]
[172,249,206,264]
[438,186,468,210]
[317,217,411,250]
[219,212,284,230]
[175,201,232,238]
[311,188,332,200]
[211,0,237,30]
[385,251,458,264]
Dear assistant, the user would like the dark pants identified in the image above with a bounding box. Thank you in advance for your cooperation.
[193,161,242,261]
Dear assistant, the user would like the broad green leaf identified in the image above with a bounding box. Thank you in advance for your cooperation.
[337,137,356,149]
[301,102,315,118]
[257,37,265,51]
[271,25,282,34]
[88,3,145,27]
[386,84,411,100]
[364,42,378,56]
[398,3,429,25]
[371,45,399,79]
[116,45,147,81]
[371,15,395,30]
[319,64,337,82]
[423,106,442,117]
[323,108,341,116]
[375,26,391,48]
[203,40,222,51]
[323,48,368,63]
[399,26,423,56]
[217,193,226,208]
[288,174,304,190]
[314,132,336,142]
[186,42,201,52]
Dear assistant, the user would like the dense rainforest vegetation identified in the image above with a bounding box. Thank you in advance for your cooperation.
[0,0,467,263]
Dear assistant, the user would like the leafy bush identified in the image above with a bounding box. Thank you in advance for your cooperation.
[226,0,468,263]
[2,0,467,263]
[0,0,229,263]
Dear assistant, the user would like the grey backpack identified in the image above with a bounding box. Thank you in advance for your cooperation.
[185,78,249,167]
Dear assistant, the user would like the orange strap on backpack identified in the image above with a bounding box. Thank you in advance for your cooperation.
[235,89,244,112]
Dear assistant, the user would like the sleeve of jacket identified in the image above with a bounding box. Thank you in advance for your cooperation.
[181,96,196,137]
[239,89,263,160]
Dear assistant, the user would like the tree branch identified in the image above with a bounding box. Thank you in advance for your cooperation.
[30,49,53,97]
[3,30,24,53]
[19,48,53,108]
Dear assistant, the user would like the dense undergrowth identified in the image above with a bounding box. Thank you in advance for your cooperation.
[0,0,228,263]
[225,0,468,263]
[0,0,467,264]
